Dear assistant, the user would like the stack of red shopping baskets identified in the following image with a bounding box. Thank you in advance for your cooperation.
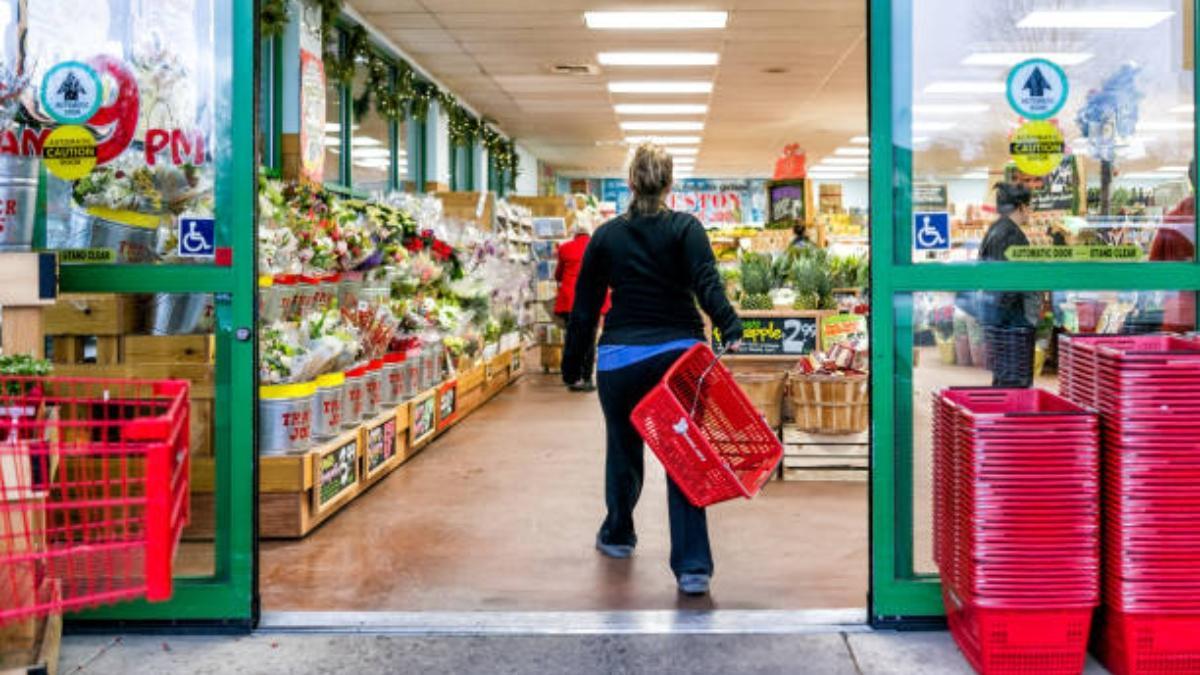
[933,388,1100,674]
[1060,335,1200,674]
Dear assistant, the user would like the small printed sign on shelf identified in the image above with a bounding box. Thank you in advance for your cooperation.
[714,313,820,356]
[365,416,398,476]
[317,437,358,508]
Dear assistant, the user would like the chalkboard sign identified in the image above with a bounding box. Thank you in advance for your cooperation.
[766,179,807,227]
[913,183,949,211]
[316,437,359,509]
[409,391,437,447]
[714,313,820,356]
[365,416,398,476]
[1029,155,1080,213]
[437,380,459,430]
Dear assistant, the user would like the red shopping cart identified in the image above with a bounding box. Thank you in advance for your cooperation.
[0,376,190,626]
[630,343,784,508]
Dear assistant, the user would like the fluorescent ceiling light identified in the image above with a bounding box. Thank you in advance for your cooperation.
[962,51,1093,66]
[834,147,870,156]
[624,135,702,145]
[960,172,989,180]
[912,103,990,115]
[1139,121,1193,131]
[1171,104,1195,114]
[1018,10,1173,29]
[609,81,713,94]
[352,136,383,147]
[913,121,958,132]
[1158,166,1189,172]
[324,123,358,133]
[665,147,699,156]
[354,148,392,159]
[850,136,870,144]
[820,158,870,166]
[620,121,705,131]
[806,172,858,180]
[324,136,340,146]
[924,81,1005,94]
[614,103,708,115]
[1122,172,1181,180]
[912,136,931,144]
[585,11,728,30]
[598,52,719,66]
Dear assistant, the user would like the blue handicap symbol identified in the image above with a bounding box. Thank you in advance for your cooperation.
[914,212,950,251]
[178,217,216,257]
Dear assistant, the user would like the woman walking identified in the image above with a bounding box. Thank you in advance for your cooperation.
[561,143,743,596]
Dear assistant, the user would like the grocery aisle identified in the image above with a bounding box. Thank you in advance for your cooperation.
[261,372,867,612]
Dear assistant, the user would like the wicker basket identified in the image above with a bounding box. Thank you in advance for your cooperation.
[732,371,787,430]
[787,371,868,434]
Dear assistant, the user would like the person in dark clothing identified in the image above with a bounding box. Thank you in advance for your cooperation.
[979,182,1040,387]
[562,142,743,597]
[790,223,811,250]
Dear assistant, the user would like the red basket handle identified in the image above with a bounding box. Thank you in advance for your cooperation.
[687,343,731,420]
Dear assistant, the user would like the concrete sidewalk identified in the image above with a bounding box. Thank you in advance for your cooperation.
[60,631,1111,674]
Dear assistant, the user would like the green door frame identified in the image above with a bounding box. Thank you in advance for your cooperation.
[868,0,1200,624]
[64,0,257,627]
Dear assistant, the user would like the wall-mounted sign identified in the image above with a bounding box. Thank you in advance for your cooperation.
[601,178,767,226]
[1007,58,1069,120]
[299,49,326,183]
[41,61,102,125]
[913,183,949,211]
[1010,121,1064,177]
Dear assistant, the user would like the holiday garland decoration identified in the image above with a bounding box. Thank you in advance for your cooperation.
[260,0,291,38]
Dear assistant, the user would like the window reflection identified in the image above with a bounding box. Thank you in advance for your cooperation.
[905,0,1194,263]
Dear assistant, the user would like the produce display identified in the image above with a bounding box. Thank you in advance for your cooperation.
[731,248,868,311]
[256,176,533,454]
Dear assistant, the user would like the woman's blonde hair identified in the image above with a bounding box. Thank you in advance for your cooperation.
[627,143,673,216]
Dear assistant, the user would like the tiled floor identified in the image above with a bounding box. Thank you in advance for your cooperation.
[260,373,869,612]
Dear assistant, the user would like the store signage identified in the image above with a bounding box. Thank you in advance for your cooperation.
[601,178,767,225]
[58,248,116,264]
[1006,245,1142,262]
[41,125,97,180]
[299,49,326,183]
[437,381,458,430]
[913,212,950,251]
[820,314,868,351]
[365,416,398,475]
[0,127,52,158]
[912,183,949,211]
[177,217,216,258]
[1010,121,1064,177]
[1029,156,1081,213]
[1007,59,1069,120]
[410,392,437,445]
[41,61,102,125]
[714,314,820,356]
[317,438,359,507]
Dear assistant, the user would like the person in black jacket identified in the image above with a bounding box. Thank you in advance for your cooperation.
[562,143,743,596]
[978,182,1040,387]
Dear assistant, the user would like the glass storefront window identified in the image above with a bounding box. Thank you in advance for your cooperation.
[903,0,1195,264]
[349,67,391,195]
[1,0,220,264]
[897,289,1196,575]
[323,70,343,185]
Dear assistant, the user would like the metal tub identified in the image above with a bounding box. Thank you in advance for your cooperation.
[259,381,316,455]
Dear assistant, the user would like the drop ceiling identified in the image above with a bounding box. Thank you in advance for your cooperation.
[347,0,868,178]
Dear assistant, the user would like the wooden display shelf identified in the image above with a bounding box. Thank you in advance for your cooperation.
[779,426,868,482]
[257,347,524,540]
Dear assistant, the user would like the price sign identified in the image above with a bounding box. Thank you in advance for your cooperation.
[714,314,820,356]
[317,438,359,508]
[365,417,397,476]
[437,380,459,430]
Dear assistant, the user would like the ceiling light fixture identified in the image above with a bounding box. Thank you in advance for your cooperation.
[960,172,989,180]
[620,121,705,131]
[665,147,699,156]
[805,172,858,180]
[961,51,1093,66]
[609,81,713,94]
[351,136,382,147]
[1157,166,1189,172]
[1017,10,1173,29]
[833,147,870,156]
[585,11,728,30]
[1122,172,1182,180]
[819,158,870,166]
[1171,104,1195,114]
[850,136,870,144]
[623,135,702,145]
[614,103,708,115]
[923,81,1005,95]
[912,103,991,114]
[912,121,958,132]
[598,52,719,66]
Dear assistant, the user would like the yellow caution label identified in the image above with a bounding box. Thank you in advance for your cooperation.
[1009,120,1064,177]
[42,125,98,180]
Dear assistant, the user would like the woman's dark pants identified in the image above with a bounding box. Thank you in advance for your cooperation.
[595,349,713,579]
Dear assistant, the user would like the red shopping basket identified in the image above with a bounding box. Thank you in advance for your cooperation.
[630,343,783,507]
[0,377,190,626]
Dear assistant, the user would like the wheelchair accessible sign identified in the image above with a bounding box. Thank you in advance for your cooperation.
[914,212,950,251]
[178,217,216,258]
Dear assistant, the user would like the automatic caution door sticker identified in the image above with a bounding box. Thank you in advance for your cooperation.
[42,125,98,180]
[40,61,102,125]
[1010,121,1064,177]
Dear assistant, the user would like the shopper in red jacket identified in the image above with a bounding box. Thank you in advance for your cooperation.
[555,227,608,390]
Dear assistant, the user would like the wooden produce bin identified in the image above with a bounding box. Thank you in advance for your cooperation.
[0,580,62,675]
[456,364,486,417]
[780,427,868,482]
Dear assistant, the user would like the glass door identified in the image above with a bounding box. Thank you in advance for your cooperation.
[869,0,1200,622]
[2,0,256,624]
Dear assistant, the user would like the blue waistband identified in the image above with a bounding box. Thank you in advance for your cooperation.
[596,339,698,372]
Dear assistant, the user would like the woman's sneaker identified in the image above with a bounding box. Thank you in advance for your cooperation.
[595,534,635,559]
[677,574,711,596]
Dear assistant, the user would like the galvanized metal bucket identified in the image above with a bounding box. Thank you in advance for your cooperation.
[59,207,96,250]
[363,360,385,416]
[85,207,162,263]
[150,293,214,335]
[0,155,38,252]
[259,381,316,455]
[381,353,406,404]
[422,344,441,389]
[311,372,345,441]
[342,367,368,428]
[403,352,422,398]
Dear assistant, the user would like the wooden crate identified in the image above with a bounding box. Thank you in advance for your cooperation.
[781,465,867,482]
[780,427,868,482]
[457,364,485,392]
[258,430,360,539]
[0,579,62,675]
[122,335,214,364]
[42,293,140,336]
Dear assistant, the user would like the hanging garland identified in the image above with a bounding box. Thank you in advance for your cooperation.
[260,0,290,38]
[446,100,479,148]
[410,80,437,123]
